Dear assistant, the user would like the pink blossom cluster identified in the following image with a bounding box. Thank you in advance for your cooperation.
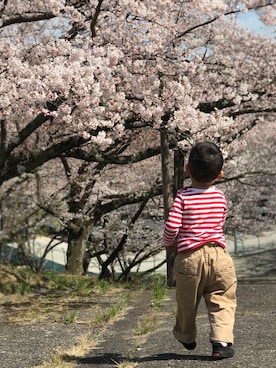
[0,1,274,146]
[0,0,275,233]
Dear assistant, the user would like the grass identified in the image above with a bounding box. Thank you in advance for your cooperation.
[35,293,134,368]
[0,265,168,368]
[64,310,77,324]
[0,265,125,323]
[135,312,158,336]
[92,293,132,325]
[133,274,168,351]
[151,275,167,308]
[36,335,92,368]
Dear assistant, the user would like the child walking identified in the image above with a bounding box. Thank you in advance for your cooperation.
[163,141,237,359]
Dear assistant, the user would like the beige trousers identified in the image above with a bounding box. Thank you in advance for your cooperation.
[173,243,237,345]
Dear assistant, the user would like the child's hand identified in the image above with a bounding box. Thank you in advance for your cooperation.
[165,240,177,252]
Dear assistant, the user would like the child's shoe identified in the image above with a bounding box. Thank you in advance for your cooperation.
[212,342,234,359]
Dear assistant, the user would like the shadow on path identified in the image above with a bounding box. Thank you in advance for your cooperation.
[76,352,215,365]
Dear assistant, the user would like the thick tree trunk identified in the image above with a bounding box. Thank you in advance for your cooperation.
[66,219,93,275]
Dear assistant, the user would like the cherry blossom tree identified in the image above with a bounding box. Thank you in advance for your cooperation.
[0,1,275,275]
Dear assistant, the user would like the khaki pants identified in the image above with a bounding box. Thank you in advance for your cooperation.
[173,243,237,345]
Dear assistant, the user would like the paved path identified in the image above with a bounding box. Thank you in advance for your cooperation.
[1,250,276,368]
[75,281,276,368]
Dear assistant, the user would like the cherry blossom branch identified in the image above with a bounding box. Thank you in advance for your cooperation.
[198,99,235,113]
[67,145,163,164]
[0,119,7,152]
[219,170,276,184]
[0,0,8,17]
[93,179,163,219]
[175,2,274,39]
[230,107,276,117]
[0,134,89,185]
[0,97,65,169]
[198,94,275,115]
[99,193,150,279]
[90,0,104,37]
[92,168,276,221]
[0,12,56,29]
[224,118,259,144]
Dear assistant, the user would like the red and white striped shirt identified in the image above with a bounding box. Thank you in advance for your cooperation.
[163,186,227,253]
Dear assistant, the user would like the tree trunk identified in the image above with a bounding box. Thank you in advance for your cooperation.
[66,219,93,275]
[173,149,185,197]
[0,199,3,263]
[160,129,175,286]
[169,149,185,283]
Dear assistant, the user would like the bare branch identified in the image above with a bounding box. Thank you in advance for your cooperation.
[1,12,56,29]
[230,107,276,118]
[175,2,273,39]
[90,0,104,37]
[219,170,276,184]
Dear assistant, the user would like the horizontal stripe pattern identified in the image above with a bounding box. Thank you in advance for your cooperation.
[163,186,227,252]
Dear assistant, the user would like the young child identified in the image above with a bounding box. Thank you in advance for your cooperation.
[163,141,237,360]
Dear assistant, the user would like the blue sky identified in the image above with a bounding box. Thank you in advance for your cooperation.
[237,10,276,36]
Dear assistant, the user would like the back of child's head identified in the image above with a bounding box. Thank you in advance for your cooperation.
[188,142,223,183]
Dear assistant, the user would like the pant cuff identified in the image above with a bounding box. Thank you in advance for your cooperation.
[173,325,196,343]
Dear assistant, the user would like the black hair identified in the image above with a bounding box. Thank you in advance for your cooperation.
[188,142,223,183]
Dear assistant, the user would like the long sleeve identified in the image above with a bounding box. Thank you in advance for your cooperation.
[163,191,183,247]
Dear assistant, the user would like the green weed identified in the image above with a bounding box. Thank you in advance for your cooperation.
[93,293,132,325]
[151,275,167,308]
[64,311,77,324]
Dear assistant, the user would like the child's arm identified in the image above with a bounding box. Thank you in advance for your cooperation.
[165,239,177,252]
[163,191,183,249]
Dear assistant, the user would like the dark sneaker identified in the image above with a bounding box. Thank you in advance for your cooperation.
[181,341,196,350]
[212,343,234,359]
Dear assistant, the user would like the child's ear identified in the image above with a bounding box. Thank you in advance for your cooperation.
[216,170,224,180]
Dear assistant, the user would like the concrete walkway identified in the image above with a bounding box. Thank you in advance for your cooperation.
[0,250,276,368]
[74,281,276,368]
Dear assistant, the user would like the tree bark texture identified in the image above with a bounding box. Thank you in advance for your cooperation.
[160,130,175,286]
[66,219,93,275]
